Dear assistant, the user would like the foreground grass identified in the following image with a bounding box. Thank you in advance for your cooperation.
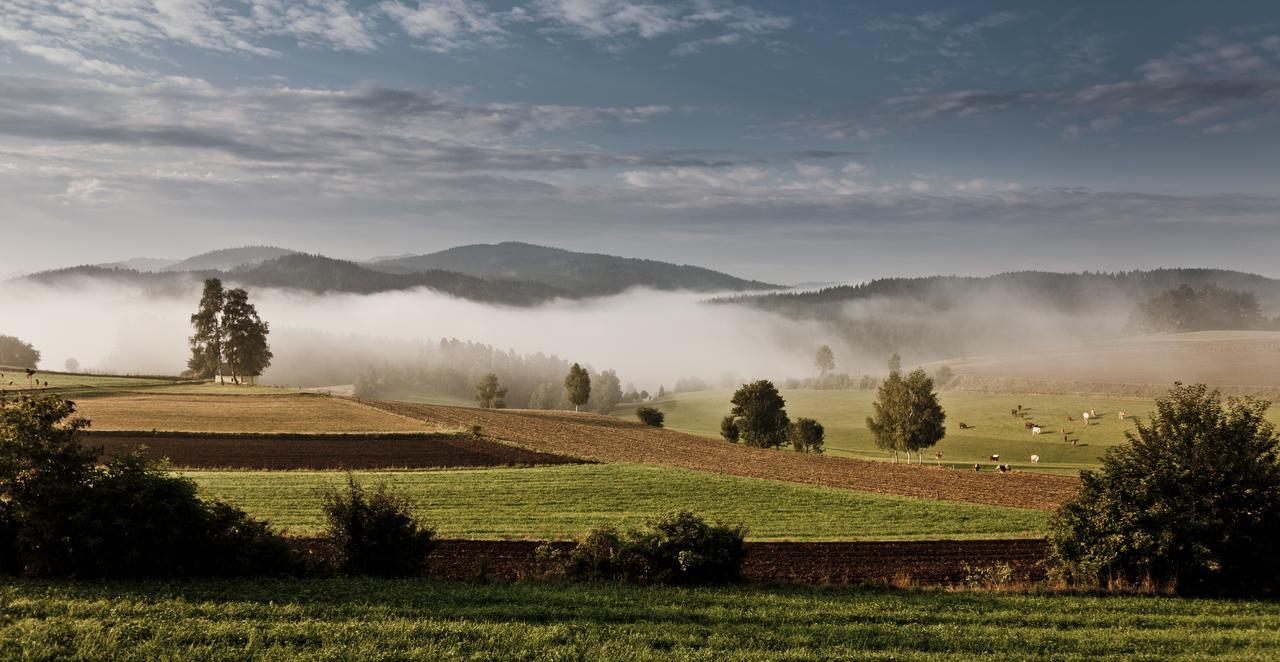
[3,578,1278,660]
[188,464,1049,540]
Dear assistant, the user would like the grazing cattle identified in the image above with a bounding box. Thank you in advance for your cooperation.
[997,464,1009,474]
[1090,409,1096,418]
[1032,426,1042,435]
[935,451,944,462]
[1082,412,1091,425]
[958,422,971,429]
[1030,454,1040,462]
[1071,439,1078,447]
[1067,415,1075,422]
[1118,411,1126,420]
[1062,428,1068,442]
[973,463,981,472]
[989,454,1000,462]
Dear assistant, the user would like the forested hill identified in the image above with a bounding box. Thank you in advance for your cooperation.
[718,269,1280,317]
[20,254,566,306]
[162,246,297,272]
[367,242,780,296]
[228,254,565,304]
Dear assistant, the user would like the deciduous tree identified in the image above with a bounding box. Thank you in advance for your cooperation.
[474,373,508,409]
[728,380,791,449]
[564,363,591,412]
[814,345,835,376]
[866,368,946,464]
[187,278,225,381]
[220,288,272,384]
[0,335,40,370]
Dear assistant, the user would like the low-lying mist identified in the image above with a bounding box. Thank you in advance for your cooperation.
[0,276,1138,390]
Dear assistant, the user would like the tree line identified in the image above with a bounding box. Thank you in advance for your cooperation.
[187,278,273,384]
[1127,284,1269,333]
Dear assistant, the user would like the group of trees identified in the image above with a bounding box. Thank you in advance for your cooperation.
[356,340,625,414]
[1128,284,1265,333]
[718,380,825,454]
[187,278,273,384]
[0,336,39,370]
[470,361,619,413]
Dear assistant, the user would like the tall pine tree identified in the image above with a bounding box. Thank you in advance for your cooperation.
[187,279,225,381]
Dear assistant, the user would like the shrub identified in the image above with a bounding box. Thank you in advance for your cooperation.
[1049,383,1280,596]
[789,417,825,454]
[635,406,665,427]
[720,415,740,443]
[566,511,745,585]
[0,395,296,578]
[321,476,435,576]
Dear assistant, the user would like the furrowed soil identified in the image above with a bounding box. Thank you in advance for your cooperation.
[87,432,583,470]
[72,394,438,433]
[291,538,1051,585]
[366,401,1078,510]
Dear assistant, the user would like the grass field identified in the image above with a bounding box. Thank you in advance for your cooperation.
[4,578,1278,660]
[187,464,1049,540]
[0,369,178,393]
[72,394,440,433]
[628,388,1280,474]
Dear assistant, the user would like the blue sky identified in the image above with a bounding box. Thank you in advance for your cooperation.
[2,0,1278,282]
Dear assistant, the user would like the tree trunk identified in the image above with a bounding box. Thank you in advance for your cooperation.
[893,450,899,464]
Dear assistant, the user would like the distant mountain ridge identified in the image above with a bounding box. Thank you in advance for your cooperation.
[367,242,779,296]
[718,269,1280,315]
[163,246,297,272]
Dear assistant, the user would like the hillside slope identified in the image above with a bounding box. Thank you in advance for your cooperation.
[366,400,1078,510]
[368,242,780,296]
[163,246,298,272]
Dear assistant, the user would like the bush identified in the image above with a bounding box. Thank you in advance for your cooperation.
[0,395,296,578]
[635,406,665,427]
[321,476,435,576]
[789,417,825,454]
[565,511,745,585]
[720,415,740,443]
[1049,383,1280,595]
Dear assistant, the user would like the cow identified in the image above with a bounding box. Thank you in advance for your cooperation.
[1032,426,1042,435]
[1082,412,1091,425]
[958,422,971,429]
[1030,454,1040,462]
[989,454,1000,462]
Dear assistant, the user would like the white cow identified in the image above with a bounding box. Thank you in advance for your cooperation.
[1031,426,1042,435]
[1030,454,1040,462]
[1082,412,1091,425]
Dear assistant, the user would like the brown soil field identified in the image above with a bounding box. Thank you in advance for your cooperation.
[365,401,1079,510]
[291,538,1049,585]
[73,394,439,433]
[86,432,584,470]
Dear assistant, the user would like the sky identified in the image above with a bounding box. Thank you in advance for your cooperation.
[2,0,1279,283]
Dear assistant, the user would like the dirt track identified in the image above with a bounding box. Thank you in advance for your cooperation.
[87,432,583,470]
[366,400,1079,510]
[292,538,1049,585]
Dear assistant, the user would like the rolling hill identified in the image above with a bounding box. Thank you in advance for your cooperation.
[367,242,780,296]
[163,246,297,272]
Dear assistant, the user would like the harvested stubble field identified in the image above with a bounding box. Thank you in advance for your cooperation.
[189,464,1050,540]
[366,401,1079,510]
[73,394,439,433]
[6,578,1279,659]
[88,432,583,470]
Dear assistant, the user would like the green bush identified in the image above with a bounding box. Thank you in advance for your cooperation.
[789,417,825,454]
[1050,383,1280,595]
[720,415,740,443]
[566,511,745,585]
[0,395,296,578]
[321,476,435,576]
[635,406,665,427]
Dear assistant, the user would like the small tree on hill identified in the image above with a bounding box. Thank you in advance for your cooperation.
[220,288,272,384]
[187,278,225,381]
[887,352,901,373]
[63,358,79,373]
[590,369,623,413]
[0,335,40,370]
[1050,383,1280,595]
[564,363,591,412]
[728,380,791,449]
[866,368,946,464]
[635,406,664,427]
[473,373,507,409]
[720,414,740,443]
[790,417,825,454]
[814,345,835,376]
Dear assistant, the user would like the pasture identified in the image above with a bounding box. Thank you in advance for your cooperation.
[632,387,1280,474]
[72,393,439,433]
[4,579,1279,660]
[0,369,179,393]
[187,464,1050,540]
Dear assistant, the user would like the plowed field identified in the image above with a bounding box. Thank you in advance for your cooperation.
[88,432,583,469]
[290,538,1050,585]
[367,400,1079,510]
